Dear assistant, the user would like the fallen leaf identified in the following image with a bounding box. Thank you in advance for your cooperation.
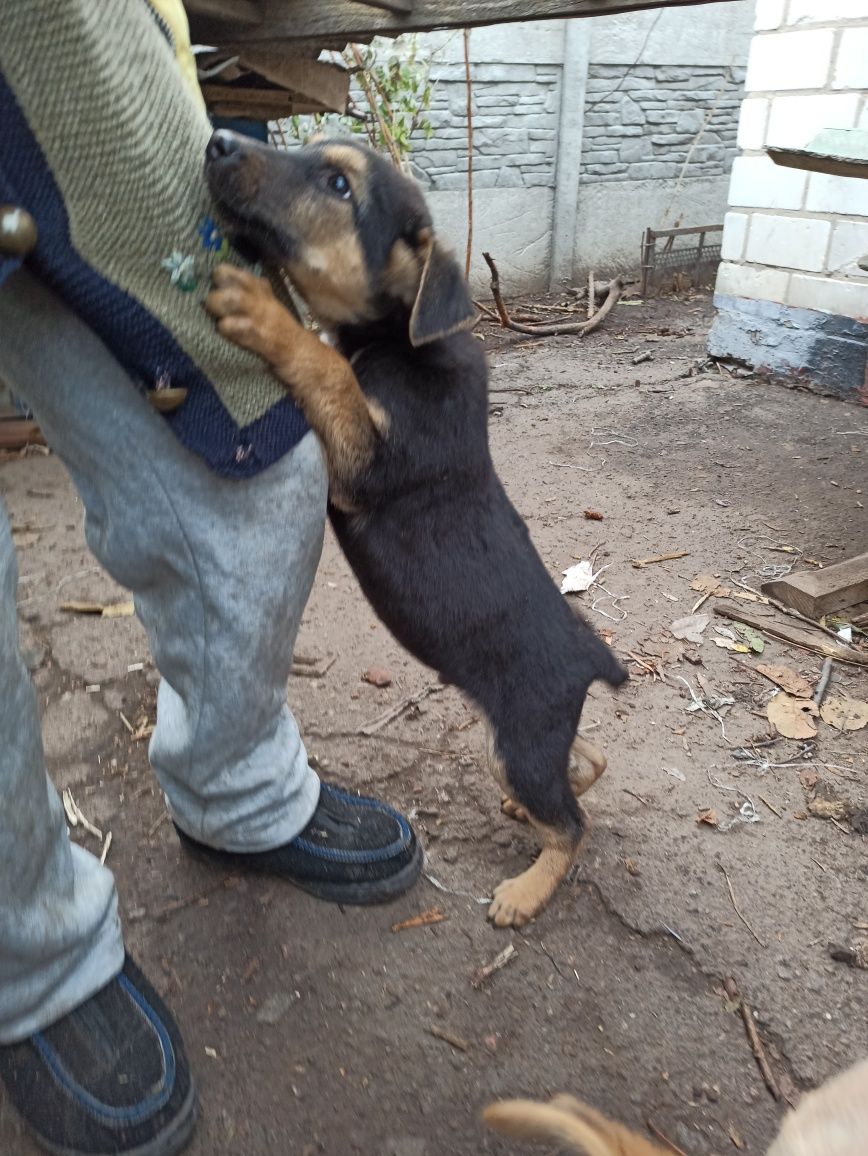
[799,768,818,792]
[561,559,596,594]
[691,574,731,596]
[670,614,710,644]
[808,797,850,821]
[729,1124,745,1151]
[714,637,750,653]
[755,663,813,698]
[696,808,718,827]
[733,622,765,653]
[819,695,868,733]
[583,510,604,521]
[362,666,392,689]
[767,693,818,740]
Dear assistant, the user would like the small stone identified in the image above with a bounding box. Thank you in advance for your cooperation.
[256,990,300,1026]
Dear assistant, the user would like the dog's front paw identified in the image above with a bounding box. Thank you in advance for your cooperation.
[500,796,529,824]
[205,264,296,363]
[487,874,540,928]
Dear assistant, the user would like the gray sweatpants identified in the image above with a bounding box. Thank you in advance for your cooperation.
[0,270,328,1043]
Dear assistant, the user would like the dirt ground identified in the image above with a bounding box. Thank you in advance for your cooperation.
[1,293,866,1156]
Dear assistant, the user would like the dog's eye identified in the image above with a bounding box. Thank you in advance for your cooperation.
[327,172,352,200]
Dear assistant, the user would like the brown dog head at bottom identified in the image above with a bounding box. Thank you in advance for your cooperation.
[485,1057,868,1156]
[204,130,476,347]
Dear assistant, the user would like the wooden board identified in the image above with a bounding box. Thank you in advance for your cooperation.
[768,146,868,180]
[714,604,868,666]
[0,420,45,450]
[762,554,868,620]
[226,50,350,111]
[187,0,739,45]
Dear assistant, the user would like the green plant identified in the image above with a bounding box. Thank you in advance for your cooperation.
[284,35,433,167]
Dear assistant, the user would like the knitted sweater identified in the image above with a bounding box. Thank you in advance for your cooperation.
[0,0,309,478]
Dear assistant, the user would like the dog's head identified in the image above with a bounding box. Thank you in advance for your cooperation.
[485,1058,868,1156]
[204,130,475,346]
[484,1096,667,1156]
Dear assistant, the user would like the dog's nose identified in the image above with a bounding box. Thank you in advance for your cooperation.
[206,130,240,162]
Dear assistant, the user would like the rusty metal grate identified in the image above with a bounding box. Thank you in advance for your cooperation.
[640,223,723,298]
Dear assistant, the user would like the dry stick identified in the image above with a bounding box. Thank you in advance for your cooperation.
[719,863,767,948]
[428,1025,469,1052]
[587,270,595,321]
[631,550,690,569]
[359,684,444,736]
[470,943,517,989]
[758,794,783,819]
[723,976,781,1101]
[646,1119,688,1156]
[482,252,624,337]
[812,657,833,705]
[391,907,447,933]
[463,28,474,280]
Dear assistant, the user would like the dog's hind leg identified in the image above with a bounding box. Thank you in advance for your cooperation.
[569,735,607,797]
[501,735,607,825]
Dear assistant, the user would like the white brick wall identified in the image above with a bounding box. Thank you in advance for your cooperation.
[720,211,750,260]
[745,213,831,269]
[745,29,835,91]
[715,2,868,322]
[737,97,769,149]
[789,0,868,24]
[717,259,790,301]
[833,27,868,89]
[728,155,806,209]
[766,93,861,149]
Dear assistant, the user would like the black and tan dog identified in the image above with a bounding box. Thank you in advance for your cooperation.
[204,131,626,928]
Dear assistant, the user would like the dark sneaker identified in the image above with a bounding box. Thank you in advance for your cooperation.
[0,956,196,1156]
[176,781,423,904]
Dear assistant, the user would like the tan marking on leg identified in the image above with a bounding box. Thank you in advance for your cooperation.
[488,819,581,929]
[569,735,608,797]
[484,722,507,793]
[205,265,384,501]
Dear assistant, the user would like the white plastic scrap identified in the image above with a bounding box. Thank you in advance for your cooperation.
[560,559,598,594]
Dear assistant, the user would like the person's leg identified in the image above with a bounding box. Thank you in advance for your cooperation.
[1,499,197,1155]
[1,269,325,853]
[0,505,123,1044]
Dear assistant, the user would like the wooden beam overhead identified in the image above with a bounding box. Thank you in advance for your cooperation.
[187,0,740,46]
[220,48,350,111]
[186,0,263,26]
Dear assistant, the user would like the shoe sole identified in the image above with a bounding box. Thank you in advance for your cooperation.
[28,1083,198,1156]
[180,831,424,906]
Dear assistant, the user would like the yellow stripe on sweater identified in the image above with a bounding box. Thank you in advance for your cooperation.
[146,0,207,115]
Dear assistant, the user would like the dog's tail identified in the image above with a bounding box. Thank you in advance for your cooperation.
[569,604,628,691]
[483,1097,666,1156]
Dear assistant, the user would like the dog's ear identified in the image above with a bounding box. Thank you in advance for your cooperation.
[408,230,476,348]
